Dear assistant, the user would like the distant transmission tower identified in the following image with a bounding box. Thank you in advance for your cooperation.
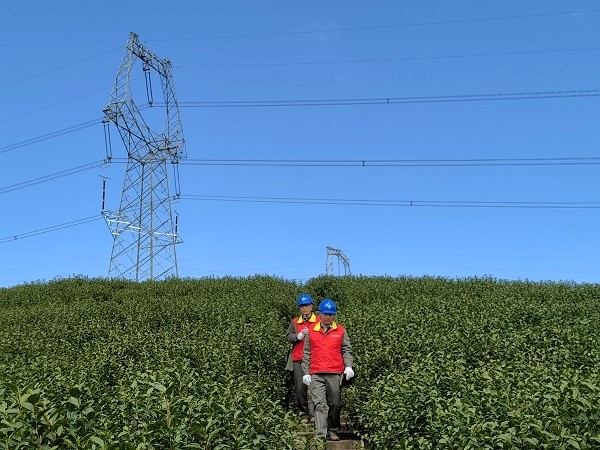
[102,32,185,281]
[326,246,351,276]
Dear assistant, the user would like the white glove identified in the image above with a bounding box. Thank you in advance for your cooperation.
[344,367,355,380]
[302,375,311,386]
[297,328,308,340]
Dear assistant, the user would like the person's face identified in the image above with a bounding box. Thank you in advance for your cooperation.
[320,313,335,325]
[299,304,313,316]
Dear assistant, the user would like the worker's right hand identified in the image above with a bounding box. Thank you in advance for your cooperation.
[297,328,308,340]
[344,367,355,380]
[302,375,311,386]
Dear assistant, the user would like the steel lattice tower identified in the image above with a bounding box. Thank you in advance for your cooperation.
[326,246,351,276]
[102,32,185,281]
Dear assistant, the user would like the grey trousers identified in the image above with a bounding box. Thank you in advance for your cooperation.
[310,373,342,437]
[293,362,314,416]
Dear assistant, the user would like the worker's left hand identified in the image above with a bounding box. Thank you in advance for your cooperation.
[302,375,311,386]
[344,367,355,380]
[297,328,308,340]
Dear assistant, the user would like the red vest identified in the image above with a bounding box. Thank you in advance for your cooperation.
[308,322,345,374]
[291,313,319,362]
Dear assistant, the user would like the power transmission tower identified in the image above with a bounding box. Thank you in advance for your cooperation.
[326,246,351,276]
[102,32,185,281]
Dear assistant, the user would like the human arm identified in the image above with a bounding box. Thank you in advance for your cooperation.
[301,333,311,375]
[341,329,353,369]
[285,320,298,344]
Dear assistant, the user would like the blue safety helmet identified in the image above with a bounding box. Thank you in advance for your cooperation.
[318,298,337,315]
[297,293,314,306]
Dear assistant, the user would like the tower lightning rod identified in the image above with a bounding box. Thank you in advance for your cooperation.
[101,32,186,281]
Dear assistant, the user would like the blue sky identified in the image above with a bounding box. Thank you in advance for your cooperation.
[1,1,600,287]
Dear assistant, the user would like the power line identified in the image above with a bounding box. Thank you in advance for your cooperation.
[177,46,600,69]
[0,215,103,245]
[151,8,600,42]
[0,9,593,95]
[0,102,149,156]
[172,89,600,108]
[179,194,600,209]
[0,9,595,92]
[3,153,592,198]
[174,156,600,167]
[0,76,144,126]
[179,263,322,273]
[0,118,102,156]
[179,250,318,262]
[0,87,112,125]
[2,8,596,91]
[5,153,595,202]
[0,47,120,90]
[351,249,600,262]
[0,264,103,271]
[1,88,596,159]
[0,160,106,195]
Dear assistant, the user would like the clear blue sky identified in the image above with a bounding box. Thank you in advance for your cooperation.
[1,1,600,287]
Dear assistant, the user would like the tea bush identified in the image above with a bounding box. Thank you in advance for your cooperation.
[1,275,600,448]
[0,277,300,449]
[305,276,600,449]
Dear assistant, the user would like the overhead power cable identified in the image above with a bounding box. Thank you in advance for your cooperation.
[171,89,600,108]
[152,8,600,41]
[0,47,120,90]
[0,118,102,156]
[171,156,600,167]
[2,8,595,92]
[0,76,144,125]
[0,88,595,159]
[0,216,103,245]
[2,8,595,90]
[0,103,150,157]
[0,87,112,125]
[178,46,600,69]
[1,9,595,89]
[0,160,107,195]
[179,194,600,209]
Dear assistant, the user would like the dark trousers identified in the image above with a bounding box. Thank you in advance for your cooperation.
[293,361,313,416]
[311,373,342,436]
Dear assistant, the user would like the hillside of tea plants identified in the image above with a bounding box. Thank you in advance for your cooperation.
[1,276,600,449]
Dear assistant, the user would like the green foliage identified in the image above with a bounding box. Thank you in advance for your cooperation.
[304,276,600,449]
[1,275,600,448]
[0,276,300,449]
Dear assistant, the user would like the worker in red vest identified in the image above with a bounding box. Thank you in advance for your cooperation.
[301,298,354,441]
[286,293,320,421]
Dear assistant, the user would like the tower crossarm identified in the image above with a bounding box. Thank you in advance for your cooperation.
[326,246,352,276]
[104,32,185,163]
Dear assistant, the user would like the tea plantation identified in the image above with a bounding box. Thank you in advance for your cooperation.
[1,276,599,449]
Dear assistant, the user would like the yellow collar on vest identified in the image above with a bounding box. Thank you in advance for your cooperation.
[313,321,337,332]
[297,313,317,324]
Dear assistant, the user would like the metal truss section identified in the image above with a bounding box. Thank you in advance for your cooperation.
[102,32,185,281]
[326,246,351,276]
